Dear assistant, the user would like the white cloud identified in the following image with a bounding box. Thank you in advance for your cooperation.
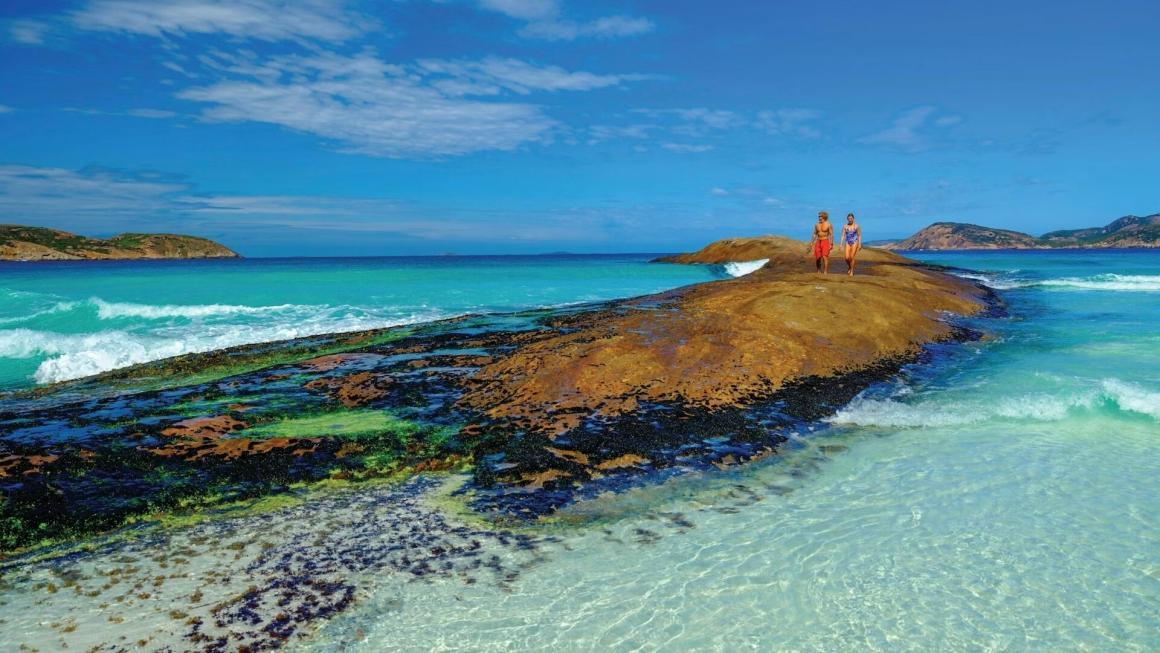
[70,0,368,42]
[5,19,50,44]
[177,50,644,158]
[519,15,655,40]
[755,108,822,139]
[591,107,821,152]
[0,164,624,244]
[710,187,729,196]
[635,107,739,131]
[661,142,713,153]
[0,165,193,219]
[0,105,14,114]
[416,57,647,95]
[858,106,961,152]
[478,0,558,21]
[126,108,179,119]
[474,0,654,41]
[586,123,656,144]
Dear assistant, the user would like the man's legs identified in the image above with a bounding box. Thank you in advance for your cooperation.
[822,253,830,274]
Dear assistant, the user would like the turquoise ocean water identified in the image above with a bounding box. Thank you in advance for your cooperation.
[1,249,1157,651]
[0,254,722,390]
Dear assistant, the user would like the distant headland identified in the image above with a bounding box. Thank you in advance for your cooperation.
[0,224,240,261]
[881,212,1160,250]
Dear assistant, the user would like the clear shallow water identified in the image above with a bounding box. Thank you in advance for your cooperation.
[0,255,718,389]
[1,250,1156,652]
[295,250,1158,652]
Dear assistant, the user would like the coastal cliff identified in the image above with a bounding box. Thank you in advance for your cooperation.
[0,236,990,552]
[0,224,239,260]
[883,212,1160,250]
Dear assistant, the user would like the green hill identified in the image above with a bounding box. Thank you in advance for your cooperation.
[0,225,240,261]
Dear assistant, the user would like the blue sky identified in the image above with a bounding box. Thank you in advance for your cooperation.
[1,0,1157,256]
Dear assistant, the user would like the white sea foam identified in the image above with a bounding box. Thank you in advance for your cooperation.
[0,310,445,384]
[1038,274,1160,292]
[1101,378,1160,420]
[951,271,1031,290]
[3,298,308,324]
[722,259,769,277]
[90,298,306,320]
[829,378,1160,427]
[954,271,1160,292]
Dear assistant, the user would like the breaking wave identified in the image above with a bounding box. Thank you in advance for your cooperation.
[1,296,308,324]
[90,299,307,320]
[721,259,769,277]
[954,271,1160,292]
[1038,274,1160,292]
[0,310,445,384]
[828,378,1160,427]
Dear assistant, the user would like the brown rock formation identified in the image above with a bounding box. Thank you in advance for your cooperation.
[461,236,986,437]
[150,414,319,461]
[304,371,394,407]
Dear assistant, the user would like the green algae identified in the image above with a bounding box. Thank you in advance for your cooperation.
[1,406,468,556]
[168,394,264,412]
[239,409,419,440]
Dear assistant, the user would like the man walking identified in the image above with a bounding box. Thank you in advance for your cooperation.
[807,211,834,274]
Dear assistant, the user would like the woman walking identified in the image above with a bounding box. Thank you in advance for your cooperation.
[841,213,862,276]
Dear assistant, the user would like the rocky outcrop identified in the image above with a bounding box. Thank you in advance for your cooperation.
[884,223,1041,250]
[463,236,985,436]
[654,235,907,265]
[885,213,1160,250]
[0,224,239,260]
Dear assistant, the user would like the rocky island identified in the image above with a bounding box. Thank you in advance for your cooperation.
[882,212,1160,250]
[0,224,239,260]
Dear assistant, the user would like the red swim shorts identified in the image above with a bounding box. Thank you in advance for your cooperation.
[814,240,832,257]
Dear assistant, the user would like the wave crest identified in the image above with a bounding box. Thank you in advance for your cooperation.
[0,310,445,384]
[955,272,1160,292]
[721,259,769,277]
[91,298,305,320]
[1039,274,1160,292]
[829,378,1160,427]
